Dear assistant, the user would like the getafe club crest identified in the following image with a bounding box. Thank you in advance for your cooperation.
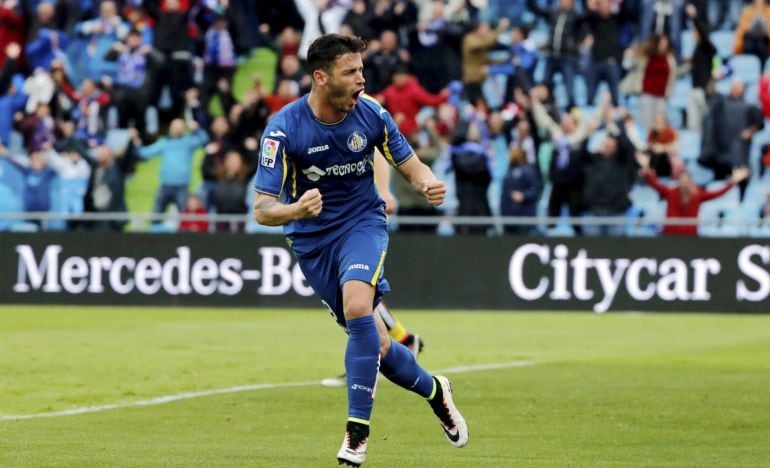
[347,131,367,152]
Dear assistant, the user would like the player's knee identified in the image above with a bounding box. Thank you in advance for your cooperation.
[343,300,373,320]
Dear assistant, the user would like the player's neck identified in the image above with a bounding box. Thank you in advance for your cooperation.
[307,91,347,124]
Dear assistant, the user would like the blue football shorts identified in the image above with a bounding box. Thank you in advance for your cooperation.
[293,220,390,328]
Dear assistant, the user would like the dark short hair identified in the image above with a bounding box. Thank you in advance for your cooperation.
[307,34,367,74]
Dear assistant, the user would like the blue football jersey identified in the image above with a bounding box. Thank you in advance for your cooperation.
[255,94,414,245]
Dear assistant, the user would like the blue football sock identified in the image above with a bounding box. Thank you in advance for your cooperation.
[345,315,381,423]
[380,339,435,398]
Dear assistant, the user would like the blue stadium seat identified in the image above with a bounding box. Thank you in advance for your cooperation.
[535,181,551,232]
[9,222,40,232]
[705,180,740,207]
[573,75,588,107]
[743,180,769,209]
[533,57,546,83]
[543,203,576,236]
[147,222,178,233]
[629,183,664,233]
[587,129,606,153]
[710,30,735,58]
[698,180,741,236]
[46,178,68,232]
[145,106,159,136]
[8,131,23,153]
[537,142,552,182]
[687,161,713,186]
[666,107,684,129]
[483,74,507,109]
[730,54,762,84]
[545,224,575,237]
[669,78,692,110]
[552,81,569,109]
[725,199,761,237]
[158,87,173,110]
[734,199,764,230]
[488,178,502,217]
[699,207,742,237]
[536,67,588,108]
[749,222,770,238]
[630,183,662,208]
[528,29,549,50]
[681,30,695,58]
[536,182,551,215]
[677,130,701,162]
[745,81,759,105]
[749,127,770,175]
[0,159,29,232]
[105,129,131,153]
[714,77,731,95]
[624,205,657,237]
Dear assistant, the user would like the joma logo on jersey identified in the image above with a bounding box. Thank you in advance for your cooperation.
[347,131,367,152]
[348,264,370,271]
[307,144,329,154]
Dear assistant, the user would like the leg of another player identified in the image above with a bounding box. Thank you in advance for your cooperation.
[375,302,424,356]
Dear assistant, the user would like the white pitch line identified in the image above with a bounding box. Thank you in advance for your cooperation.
[431,360,536,374]
[0,360,535,422]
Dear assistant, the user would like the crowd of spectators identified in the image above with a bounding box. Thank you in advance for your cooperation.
[1,0,770,237]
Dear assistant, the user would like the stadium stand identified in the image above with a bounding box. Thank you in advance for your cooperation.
[0,0,769,237]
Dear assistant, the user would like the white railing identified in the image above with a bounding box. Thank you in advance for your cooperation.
[1,212,768,236]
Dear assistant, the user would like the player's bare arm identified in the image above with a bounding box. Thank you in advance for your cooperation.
[253,189,323,226]
[395,154,446,206]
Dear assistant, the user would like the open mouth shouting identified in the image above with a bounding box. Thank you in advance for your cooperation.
[352,88,365,104]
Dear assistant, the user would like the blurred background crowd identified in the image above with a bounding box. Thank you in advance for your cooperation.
[2,0,770,236]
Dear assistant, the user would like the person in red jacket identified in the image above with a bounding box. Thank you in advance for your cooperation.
[0,0,24,69]
[636,152,749,236]
[264,78,300,115]
[757,68,770,174]
[178,193,209,233]
[377,65,449,137]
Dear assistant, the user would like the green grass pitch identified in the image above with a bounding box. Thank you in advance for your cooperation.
[1,306,770,466]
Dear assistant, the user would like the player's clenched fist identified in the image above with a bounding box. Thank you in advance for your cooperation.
[296,188,323,218]
[421,180,446,206]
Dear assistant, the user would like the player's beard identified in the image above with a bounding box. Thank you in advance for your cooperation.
[327,80,359,114]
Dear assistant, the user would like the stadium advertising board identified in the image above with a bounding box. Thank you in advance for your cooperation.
[1,233,769,312]
[2,233,318,307]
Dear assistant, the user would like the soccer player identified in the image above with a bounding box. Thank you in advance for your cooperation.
[253,34,468,466]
